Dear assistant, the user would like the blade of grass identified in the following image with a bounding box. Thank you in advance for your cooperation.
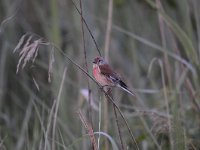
[112,25,197,77]
[160,11,198,64]
[16,100,33,150]
[145,0,198,64]
[52,67,68,150]
[156,0,172,87]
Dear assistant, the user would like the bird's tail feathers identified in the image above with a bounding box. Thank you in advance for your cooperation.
[118,81,136,96]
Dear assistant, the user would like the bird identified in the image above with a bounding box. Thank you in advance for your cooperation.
[92,56,135,96]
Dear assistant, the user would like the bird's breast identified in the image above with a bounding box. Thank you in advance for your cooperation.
[93,65,113,86]
[93,65,99,76]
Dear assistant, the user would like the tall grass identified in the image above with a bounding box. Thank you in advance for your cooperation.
[0,0,200,150]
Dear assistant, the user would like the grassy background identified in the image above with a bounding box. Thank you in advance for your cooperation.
[0,0,200,149]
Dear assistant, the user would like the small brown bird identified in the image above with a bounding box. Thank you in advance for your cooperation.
[92,56,135,96]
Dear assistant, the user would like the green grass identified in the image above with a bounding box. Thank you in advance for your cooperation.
[0,0,200,149]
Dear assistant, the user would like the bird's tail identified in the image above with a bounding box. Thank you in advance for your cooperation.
[118,80,136,96]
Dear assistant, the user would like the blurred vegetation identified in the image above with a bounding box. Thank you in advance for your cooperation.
[0,0,200,149]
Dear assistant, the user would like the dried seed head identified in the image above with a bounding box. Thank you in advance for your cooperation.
[151,114,170,134]
[14,34,45,73]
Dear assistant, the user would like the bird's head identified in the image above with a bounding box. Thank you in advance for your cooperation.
[93,57,105,65]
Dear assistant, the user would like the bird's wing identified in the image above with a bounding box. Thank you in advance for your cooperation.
[99,64,114,75]
[99,64,120,81]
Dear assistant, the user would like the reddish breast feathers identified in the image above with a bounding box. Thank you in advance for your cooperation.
[93,66,113,86]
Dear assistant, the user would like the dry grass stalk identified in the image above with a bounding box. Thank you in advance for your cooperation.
[70,0,102,56]
[78,111,97,150]
[106,88,125,150]
[32,76,40,91]
[103,0,113,148]
[48,47,55,83]
[79,0,93,129]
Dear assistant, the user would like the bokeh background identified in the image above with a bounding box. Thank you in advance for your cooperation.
[0,0,200,149]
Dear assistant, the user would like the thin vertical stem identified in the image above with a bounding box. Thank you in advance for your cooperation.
[103,93,109,149]
[193,0,200,62]
[70,0,102,56]
[52,67,68,150]
[79,0,93,127]
[156,0,172,87]
[113,104,125,150]
[78,111,98,150]
[104,0,113,62]
[159,60,173,150]
[107,88,125,150]
[156,1,173,149]
[103,0,113,149]
[97,97,102,149]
